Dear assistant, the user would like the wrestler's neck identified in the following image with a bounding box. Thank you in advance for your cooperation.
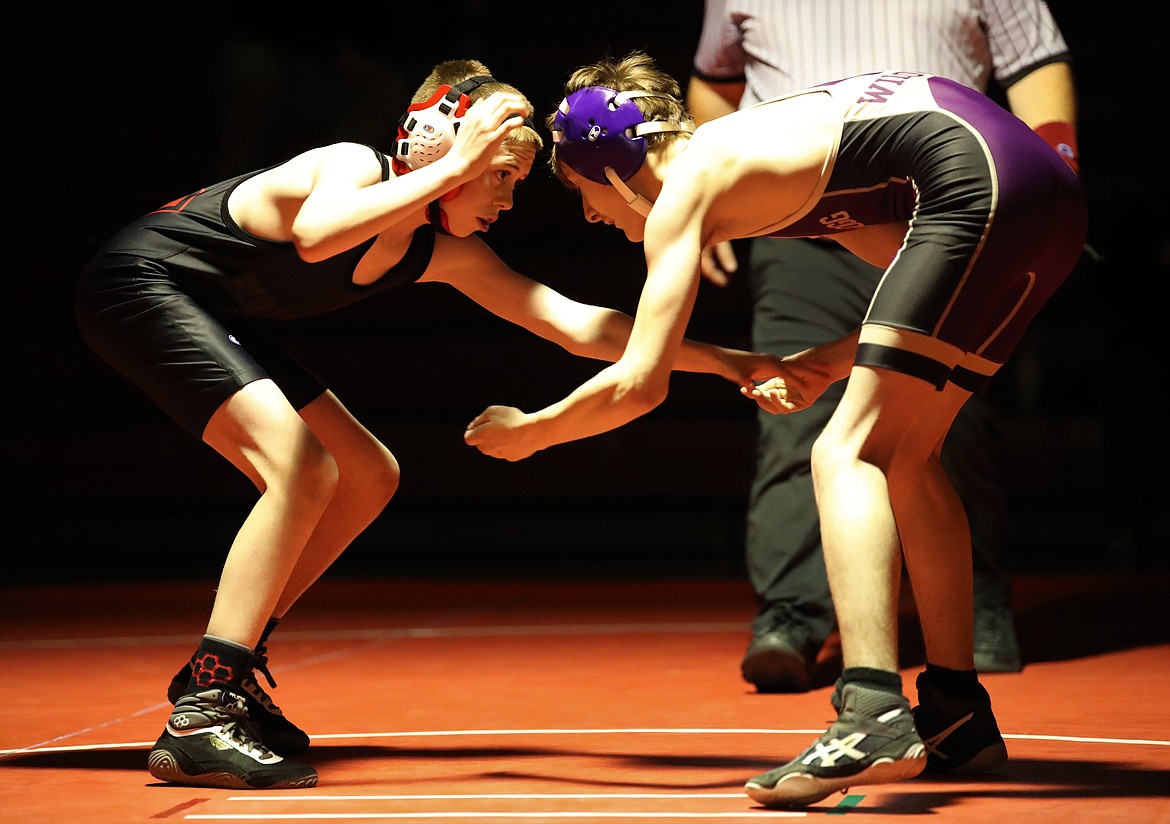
[633,135,692,204]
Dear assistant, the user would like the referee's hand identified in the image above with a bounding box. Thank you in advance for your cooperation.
[699,240,738,287]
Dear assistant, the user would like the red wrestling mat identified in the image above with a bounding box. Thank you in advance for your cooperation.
[2,575,1167,822]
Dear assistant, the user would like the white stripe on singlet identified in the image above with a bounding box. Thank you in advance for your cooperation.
[692,0,1070,107]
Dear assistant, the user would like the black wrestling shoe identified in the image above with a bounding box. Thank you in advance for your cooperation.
[744,681,926,807]
[148,688,317,790]
[912,670,1007,773]
[740,623,816,693]
[168,646,310,757]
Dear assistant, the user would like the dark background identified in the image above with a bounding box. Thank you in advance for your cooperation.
[4,3,1165,583]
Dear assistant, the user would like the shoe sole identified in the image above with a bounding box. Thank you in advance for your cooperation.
[147,746,318,790]
[744,748,926,807]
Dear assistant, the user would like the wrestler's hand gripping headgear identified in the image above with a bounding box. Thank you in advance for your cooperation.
[394,74,534,234]
[551,86,691,217]
[394,74,495,172]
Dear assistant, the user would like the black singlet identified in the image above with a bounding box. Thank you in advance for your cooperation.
[83,145,435,320]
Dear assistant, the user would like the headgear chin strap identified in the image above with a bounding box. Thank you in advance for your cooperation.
[552,86,691,216]
[394,75,495,172]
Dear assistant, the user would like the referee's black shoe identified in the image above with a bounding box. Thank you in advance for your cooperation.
[740,623,816,693]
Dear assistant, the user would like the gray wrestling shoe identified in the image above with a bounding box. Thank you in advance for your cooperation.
[745,681,926,807]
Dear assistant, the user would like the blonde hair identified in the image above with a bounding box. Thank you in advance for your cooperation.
[414,59,543,152]
[547,51,694,181]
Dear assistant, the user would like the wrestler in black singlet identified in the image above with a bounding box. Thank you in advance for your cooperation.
[75,146,436,436]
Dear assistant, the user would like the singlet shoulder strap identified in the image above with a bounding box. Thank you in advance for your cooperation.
[369,145,391,181]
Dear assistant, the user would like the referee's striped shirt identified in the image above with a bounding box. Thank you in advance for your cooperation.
[692,0,1071,107]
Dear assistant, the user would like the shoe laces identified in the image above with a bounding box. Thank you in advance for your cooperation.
[244,646,285,715]
[191,690,278,760]
[218,692,277,758]
[252,644,278,689]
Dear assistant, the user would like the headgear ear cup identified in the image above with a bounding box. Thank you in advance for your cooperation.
[551,86,691,215]
[394,75,495,172]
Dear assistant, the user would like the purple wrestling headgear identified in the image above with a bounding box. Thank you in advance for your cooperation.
[552,86,690,216]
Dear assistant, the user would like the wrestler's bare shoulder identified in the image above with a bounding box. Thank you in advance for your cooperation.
[691,89,838,179]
